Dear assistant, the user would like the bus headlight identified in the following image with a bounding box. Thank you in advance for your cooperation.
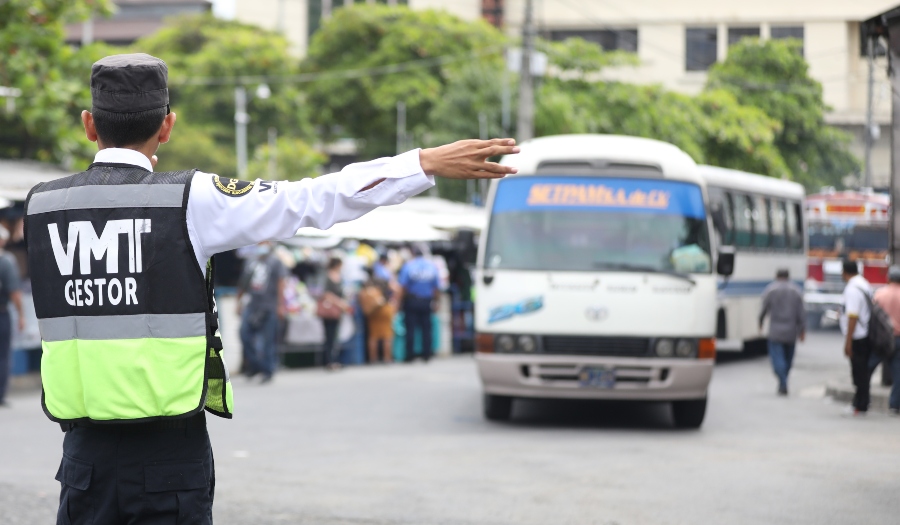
[655,338,674,357]
[496,335,515,353]
[675,339,696,357]
[517,335,536,353]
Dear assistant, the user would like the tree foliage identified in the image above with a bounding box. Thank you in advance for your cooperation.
[0,0,114,166]
[302,5,507,158]
[134,14,316,177]
[246,136,327,181]
[706,38,859,188]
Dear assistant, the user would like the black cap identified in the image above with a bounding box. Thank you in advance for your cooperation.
[91,53,169,113]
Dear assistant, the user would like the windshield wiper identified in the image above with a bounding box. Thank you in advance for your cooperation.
[592,262,696,285]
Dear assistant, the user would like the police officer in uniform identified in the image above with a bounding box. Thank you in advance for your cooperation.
[25,53,519,524]
[398,246,441,362]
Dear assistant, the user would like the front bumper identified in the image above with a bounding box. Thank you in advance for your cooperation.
[804,292,842,314]
[475,353,713,401]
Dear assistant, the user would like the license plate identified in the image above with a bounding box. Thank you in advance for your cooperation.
[579,367,616,388]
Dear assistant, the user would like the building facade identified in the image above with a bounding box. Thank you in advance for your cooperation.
[66,0,211,46]
[232,0,897,186]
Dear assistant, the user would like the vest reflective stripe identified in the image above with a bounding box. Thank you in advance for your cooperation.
[27,184,184,215]
[41,336,206,421]
[26,166,233,424]
[39,313,206,342]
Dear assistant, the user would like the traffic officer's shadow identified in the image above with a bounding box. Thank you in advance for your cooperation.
[506,398,675,430]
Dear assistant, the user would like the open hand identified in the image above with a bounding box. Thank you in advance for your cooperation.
[419,139,520,180]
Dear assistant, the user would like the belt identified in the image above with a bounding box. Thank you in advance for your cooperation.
[59,412,206,433]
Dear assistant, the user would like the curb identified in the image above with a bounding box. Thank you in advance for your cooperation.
[826,381,892,412]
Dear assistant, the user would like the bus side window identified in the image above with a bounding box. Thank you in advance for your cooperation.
[786,201,803,250]
[708,187,735,245]
[771,200,787,248]
[733,194,754,248]
[752,195,770,248]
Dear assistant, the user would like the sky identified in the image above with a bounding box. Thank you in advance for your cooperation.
[210,0,235,19]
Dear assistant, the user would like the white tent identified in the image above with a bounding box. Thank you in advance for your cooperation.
[294,196,486,243]
[0,159,70,203]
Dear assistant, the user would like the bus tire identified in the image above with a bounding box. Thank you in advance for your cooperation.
[483,394,513,421]
[672,398,707,429]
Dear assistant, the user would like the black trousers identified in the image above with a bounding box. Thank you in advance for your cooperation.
[56,412,214,525]
[850,337,873,412]
[404,296,433,362]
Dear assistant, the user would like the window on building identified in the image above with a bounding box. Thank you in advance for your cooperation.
[771,26,804,55]
[547,29,638,52]
[858,23,888,58]
[728,26,760,47]
[686,27,718,71]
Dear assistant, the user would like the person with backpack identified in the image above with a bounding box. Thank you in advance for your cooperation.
[841,259,876,416]
[873,265,900,415]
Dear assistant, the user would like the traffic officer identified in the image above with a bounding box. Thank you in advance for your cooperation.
[398,246,441,362]
[25,53,519,525]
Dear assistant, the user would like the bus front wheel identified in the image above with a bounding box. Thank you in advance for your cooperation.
[483,394,513,421]
[672,398,707,429]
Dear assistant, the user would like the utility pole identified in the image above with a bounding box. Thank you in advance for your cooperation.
[268,127,278,180]
[396,101,407,155]
[501,47,511,137]
[81,19,94,46]
[277,0,285,33]
[322,0,332,19]
[516,0,535,142]
[865,35,876,188]
[0,86,22,114]
[234,86,249,178]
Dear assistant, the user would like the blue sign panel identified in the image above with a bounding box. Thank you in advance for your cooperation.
[492,176,706,219]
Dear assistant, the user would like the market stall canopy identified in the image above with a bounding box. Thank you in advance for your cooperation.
[0,159,70,202]
[294,196,486,243]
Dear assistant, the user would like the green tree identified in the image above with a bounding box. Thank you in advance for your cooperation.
[302,4,507,159]
[246,136,327,181]
[706,38,860,188]
[137,14,315,177]
[0,0,114,166]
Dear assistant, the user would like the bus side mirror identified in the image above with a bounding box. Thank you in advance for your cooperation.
[482,270,495,285]
[717,247,735,277]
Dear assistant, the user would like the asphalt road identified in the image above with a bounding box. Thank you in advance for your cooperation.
[2,330,898,525]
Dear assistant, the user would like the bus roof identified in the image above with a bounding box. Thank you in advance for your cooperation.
[697,165,805,200]
[499,134,700,183]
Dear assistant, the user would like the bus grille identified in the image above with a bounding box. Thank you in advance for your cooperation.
[541,336,652,357]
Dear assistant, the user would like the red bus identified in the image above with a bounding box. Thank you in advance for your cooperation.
[804,189,889,327]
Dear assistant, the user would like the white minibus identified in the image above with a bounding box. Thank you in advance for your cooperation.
[699,166,806,352]
[474,134,735,428]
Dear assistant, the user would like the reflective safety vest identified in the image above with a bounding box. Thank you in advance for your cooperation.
[25,164,233,423]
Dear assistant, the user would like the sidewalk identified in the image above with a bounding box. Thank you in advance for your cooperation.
[826,380,894,412]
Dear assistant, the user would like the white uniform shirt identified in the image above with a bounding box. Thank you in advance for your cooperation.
[92,148,435,273]
[841,274,872,340]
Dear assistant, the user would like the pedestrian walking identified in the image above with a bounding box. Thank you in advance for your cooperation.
[840,259,874,416]
[759,269,806,396]
[873,265,900,414]
[373,253,393,281]
[0,225,25,408]
[318,257,352,370]
[24,52,519,524]
[237,241,287,383]
[360,275,395,363]
[398,246,441,362]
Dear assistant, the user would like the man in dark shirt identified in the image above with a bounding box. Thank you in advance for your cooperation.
[759,269,806,396]
[0,225,25,407]
[237,242,287,383]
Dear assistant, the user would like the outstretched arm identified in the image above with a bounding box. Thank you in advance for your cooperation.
[186,139,519,261]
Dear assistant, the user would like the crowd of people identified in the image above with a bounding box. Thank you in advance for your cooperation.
[235,240,448,381]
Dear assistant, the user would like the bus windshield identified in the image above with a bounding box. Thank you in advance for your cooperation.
[485,176,712,273]
[808,222,888,252]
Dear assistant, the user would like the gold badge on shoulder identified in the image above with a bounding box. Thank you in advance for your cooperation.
[212,175,254,197]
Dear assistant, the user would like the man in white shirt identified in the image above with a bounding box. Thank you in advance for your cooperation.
[840,259,873,416]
